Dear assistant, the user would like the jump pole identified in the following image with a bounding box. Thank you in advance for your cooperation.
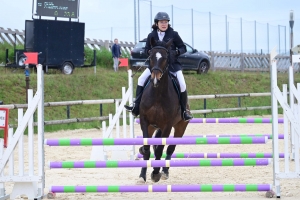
[44,136,268,146]
[136,134,284,139]
[135,118,284,124]
[48,158,270,169]
[49,184,272,193]
[135,152,285,159]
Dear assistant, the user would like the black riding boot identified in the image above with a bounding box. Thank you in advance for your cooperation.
[180,91,193,121]
[124,85,144,117]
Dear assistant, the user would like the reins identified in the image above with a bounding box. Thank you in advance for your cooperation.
[131,56,150,77]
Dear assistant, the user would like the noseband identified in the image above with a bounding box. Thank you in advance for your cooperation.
[150,46,169,76]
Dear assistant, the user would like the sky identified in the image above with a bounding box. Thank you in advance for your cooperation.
[0,0,299,54]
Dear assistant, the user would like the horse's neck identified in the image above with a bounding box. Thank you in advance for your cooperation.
[153,72,170,94]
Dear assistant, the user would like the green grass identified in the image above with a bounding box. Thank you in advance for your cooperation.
[1,43,299,135]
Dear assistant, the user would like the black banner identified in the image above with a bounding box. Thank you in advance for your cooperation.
[36,0,79,18]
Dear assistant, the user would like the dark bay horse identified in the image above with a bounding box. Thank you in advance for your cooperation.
[137,37,189,184]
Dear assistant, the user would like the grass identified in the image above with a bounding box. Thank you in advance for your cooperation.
[1,42,299,135]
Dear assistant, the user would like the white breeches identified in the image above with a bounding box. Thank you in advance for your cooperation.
[138,68,186,92]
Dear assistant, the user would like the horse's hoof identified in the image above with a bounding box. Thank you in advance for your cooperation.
[151,172,162,182]
[139,146,145,156]
[161,171,169,180]
[136,177,146,185]
[265,190,275,198]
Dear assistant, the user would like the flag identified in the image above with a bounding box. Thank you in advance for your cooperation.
[24,52,38,65]
[119,58,128,67]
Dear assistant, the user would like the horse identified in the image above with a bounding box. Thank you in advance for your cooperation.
[137,37,189,184]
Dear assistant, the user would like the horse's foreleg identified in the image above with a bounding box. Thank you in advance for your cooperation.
[161,144,176,180]
[138,145,151,184]
[152,129,162,153]
[138,123,155,184]
[151,144,164,182]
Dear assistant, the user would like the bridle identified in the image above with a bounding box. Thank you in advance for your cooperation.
[149,46,170,78]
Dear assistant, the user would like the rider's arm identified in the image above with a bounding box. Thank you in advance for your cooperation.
[144,34,152,55]
[173,31,186,55]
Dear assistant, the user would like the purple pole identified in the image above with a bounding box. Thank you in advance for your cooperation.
[45,136,268,146]
[136,134,284,139]
[49,184,272,193]
[135,152,285,159]
[135,118,284,124]
[49,158,270,169]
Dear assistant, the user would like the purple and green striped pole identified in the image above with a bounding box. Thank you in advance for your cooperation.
[49,158,270,169]
[136,134,284,139]
[49,184,272,193]
[135,152,285,159]
[44,136,268,146]
[135,118,283,124]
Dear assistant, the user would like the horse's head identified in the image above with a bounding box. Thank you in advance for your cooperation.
[149,37,173,87]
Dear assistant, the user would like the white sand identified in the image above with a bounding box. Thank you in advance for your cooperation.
[4,115,300,200]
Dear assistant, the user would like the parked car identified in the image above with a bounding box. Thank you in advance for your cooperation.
[129,38,210,74]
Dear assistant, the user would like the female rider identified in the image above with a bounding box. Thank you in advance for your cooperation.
[125,12,193,121]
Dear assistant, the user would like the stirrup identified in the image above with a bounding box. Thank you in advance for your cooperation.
[183,110,193,122]
[124,103,135,112]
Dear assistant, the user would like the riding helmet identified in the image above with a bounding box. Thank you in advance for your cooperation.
[154,12,170,23]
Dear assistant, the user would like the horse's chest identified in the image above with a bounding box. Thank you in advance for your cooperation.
[144,105,179,124]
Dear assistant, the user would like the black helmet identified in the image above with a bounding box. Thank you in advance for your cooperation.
[154,12,170,23]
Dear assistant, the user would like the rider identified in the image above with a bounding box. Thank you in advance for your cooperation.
[124,11,193,121]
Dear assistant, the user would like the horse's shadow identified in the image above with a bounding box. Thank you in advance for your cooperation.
[137,37,189,184]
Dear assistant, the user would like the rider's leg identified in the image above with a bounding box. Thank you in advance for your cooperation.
[124,68,151,116]
[175,70,193,121]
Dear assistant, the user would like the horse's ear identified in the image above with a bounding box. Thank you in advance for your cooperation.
[150,37,156,47]
[166,39,173,49]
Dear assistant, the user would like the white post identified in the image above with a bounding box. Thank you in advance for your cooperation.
[115,100,120,138]
[282,85,289,172]
[102,121,108,160]
[289,66,295,160]
[128,70,135,159]
[109,114,113,138]
[18,108,24,176]
[271,59,280,197]
[28,89,34,176]
[8,128,14,176]
[37,64,45,197]
[122,87,127,138]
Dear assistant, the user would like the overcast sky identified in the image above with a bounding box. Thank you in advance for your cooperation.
[0,0,299,53]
